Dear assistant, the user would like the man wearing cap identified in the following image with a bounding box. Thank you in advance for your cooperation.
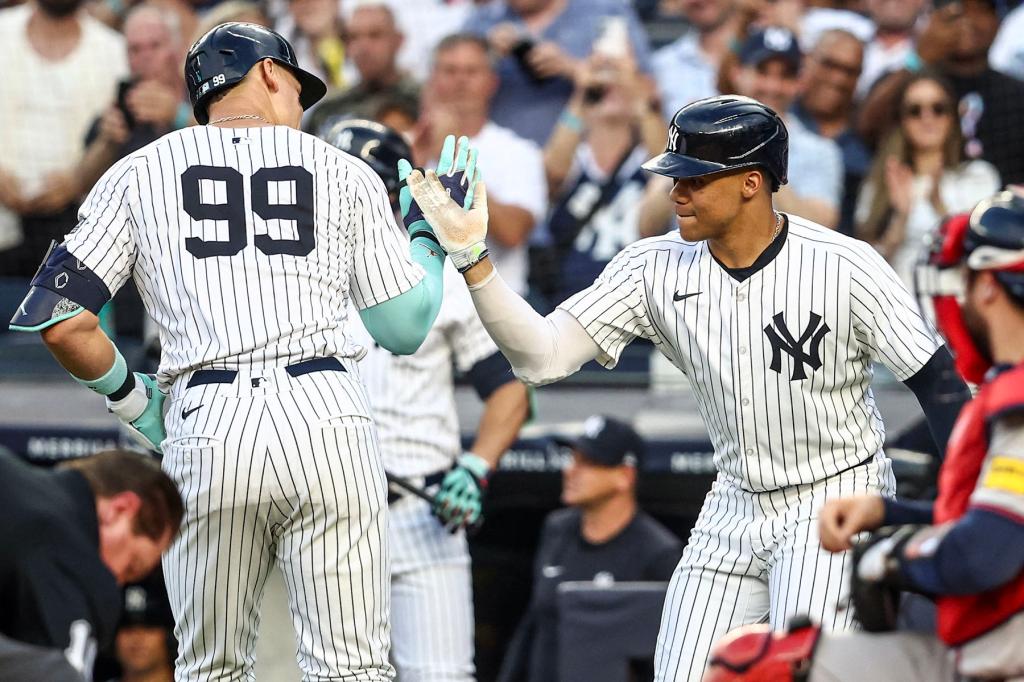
[731,26,844,229]
[109,573,175,682]
[497,416,682,682]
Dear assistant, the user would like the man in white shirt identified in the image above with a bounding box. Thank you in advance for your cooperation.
[857,0,926,99]
[653,0,738,118]
[0,0,126,275]
[413,33,547,294]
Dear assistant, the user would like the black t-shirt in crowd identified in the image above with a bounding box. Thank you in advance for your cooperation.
[0,454,120,653]
[500,507,683,682]
[949,68,1024,185]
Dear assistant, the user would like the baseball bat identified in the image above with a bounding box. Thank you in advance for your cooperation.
[385,470,438,505]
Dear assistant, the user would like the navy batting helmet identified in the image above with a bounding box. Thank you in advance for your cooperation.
[642,95,789,189]
[185,22,327,125]
[320,119,411,194]
[917,189,1024,383]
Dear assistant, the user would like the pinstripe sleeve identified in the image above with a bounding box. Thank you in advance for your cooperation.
[62,156,138,297]
[557,246,652,369]
[848,244,942,380]
[347,163,425,309]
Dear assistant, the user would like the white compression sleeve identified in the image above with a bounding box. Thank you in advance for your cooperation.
[468,269,600,386]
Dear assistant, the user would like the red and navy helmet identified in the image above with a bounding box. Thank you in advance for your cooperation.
[916,189,1024,383]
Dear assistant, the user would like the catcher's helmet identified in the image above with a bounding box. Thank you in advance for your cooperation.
[916,189,1024,383]
[185,22,327,124]
[643,95,789,189]
[320,119,411,194]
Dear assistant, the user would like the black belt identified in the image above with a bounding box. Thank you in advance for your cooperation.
[186,357,345,389]
[387,470,447,505]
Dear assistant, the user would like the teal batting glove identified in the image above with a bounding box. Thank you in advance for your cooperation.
[107,373,167,453]
[399,157,439,246]
[434,452,490,532]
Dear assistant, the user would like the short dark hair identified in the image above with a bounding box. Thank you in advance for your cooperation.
[61,450,184,541]
[433,32,494,67]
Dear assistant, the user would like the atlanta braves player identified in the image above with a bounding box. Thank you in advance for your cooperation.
[407,96,970,681]
[9,22,467,682]
[322,118,530,681]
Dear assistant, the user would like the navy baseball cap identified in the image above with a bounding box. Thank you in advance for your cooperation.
[554,415,645,467]
[121,572,174,628]
[739,27,802,71]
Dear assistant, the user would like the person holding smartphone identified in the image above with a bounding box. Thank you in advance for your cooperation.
[79,4,192,194]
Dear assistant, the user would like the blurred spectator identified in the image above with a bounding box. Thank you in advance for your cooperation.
[858,0,1024,185]
[732,27,843,227]
[0,450,181,680]
[652,0,737,118]
[989,1,1024,80]
[857,0,925,98]
[496,416,682,682]
[464,0,653,147]
[538,51,666,305]
[413,33,546,295]
[856,72,999,286]
[0,0,126,277]
[305,2,418,136]
[192,0,269,39]
[79,4,190,194]
[793,29,871,234]
[382,0,474,82]
[109,572,175,682]
[276,0,350,90]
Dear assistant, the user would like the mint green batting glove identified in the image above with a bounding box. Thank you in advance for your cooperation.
[107,373,167,453]
[434,452,490,532]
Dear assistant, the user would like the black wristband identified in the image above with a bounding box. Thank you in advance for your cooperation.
[107,370,137,402]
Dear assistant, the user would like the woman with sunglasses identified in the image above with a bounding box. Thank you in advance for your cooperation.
[855,71,999,286]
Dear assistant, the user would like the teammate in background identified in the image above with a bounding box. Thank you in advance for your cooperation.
[498,416,682,682]
[9,22,455,681]
[323,118,530,681]
[704,195,1024,681]
[0,450,182,682]
[406,96,971,681]
[109,572,175,682]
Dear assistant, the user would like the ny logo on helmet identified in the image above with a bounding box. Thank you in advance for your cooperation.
[763,311,830,381]
[668,127,680,152]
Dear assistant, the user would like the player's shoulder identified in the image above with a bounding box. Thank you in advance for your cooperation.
[541,507,582,539]
[630,510,683,552]
[617,231,701,262]
[784,213,887,269]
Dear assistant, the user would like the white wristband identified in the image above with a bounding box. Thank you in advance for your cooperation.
[106,374,147,423]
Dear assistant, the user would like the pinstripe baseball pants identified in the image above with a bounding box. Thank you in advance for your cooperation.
[653,454,896,682]
[388,494,475,681]
[161,363,394,681]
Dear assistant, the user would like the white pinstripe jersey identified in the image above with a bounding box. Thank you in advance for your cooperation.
[63,125,424,386]
[352,263,500,478]
[560,214,943,491]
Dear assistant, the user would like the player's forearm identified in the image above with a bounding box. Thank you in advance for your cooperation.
[465,261,599,386]
[40,311,116,380]
[358,238,444,355]
[901,509,1024,594]
[904,347,971,456]
[485,201,535,248]
[469,380,530,467]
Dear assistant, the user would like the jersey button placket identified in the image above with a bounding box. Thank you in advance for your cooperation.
[734,282,759,489]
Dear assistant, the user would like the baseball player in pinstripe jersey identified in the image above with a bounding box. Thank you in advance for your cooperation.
[322,119,530,681]
[404,96,970,681]
[8,23,480,682]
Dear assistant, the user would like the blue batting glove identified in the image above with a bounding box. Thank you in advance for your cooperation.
[434,452,490,532]
[107,373,167,453]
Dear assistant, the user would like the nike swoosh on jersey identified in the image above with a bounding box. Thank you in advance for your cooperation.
[181,405,203,420]
[673,291,701,301]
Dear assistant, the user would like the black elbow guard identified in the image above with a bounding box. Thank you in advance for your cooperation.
[9,241,111,332]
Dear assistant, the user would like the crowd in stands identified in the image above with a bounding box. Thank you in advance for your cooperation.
[0,0,1022,320]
